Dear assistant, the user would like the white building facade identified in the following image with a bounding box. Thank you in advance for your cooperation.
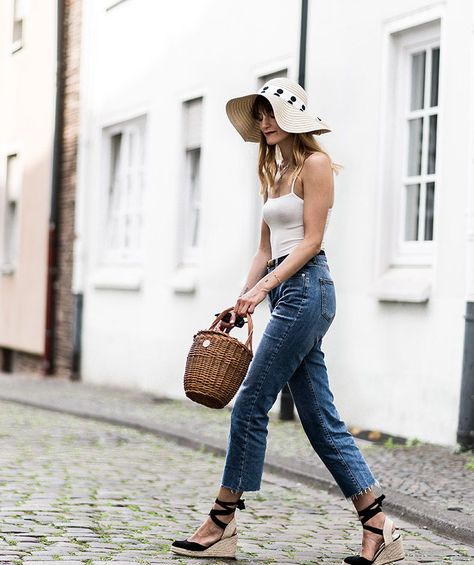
[75,0,474,446]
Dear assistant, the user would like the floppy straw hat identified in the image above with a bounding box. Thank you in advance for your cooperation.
[226,77,331,143]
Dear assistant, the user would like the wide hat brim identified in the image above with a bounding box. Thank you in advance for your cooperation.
[226,91,331,143]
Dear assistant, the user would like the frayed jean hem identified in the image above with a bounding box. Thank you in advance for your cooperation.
[220,483,247,495]
[345,479,382,502]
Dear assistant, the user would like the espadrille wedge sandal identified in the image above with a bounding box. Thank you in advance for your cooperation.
[170,497,245,558]
[342,494,405,565]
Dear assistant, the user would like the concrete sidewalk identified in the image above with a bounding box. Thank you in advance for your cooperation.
[0,373,472,548]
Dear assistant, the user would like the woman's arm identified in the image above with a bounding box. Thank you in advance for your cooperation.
[255,152,333,293]
[219,215,271,330]
[234,153,333,316]
[238,218,272,296]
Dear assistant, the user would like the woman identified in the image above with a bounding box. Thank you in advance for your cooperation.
[171,77,405,565]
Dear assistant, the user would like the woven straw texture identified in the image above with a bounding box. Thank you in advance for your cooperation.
[184,307,253,409]
[225,77,332,142]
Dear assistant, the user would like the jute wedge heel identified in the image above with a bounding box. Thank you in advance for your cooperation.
[342,494,405,565]
[170,497,245,559]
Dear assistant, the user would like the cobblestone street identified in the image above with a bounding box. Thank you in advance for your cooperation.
[0,374,472,547]
[0,401,473,564]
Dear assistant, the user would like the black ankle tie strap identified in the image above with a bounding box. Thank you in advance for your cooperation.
[357,494,385,536]
[215,497,246,511]
[208,497,246,530]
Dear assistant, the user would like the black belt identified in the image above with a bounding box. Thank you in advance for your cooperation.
[267,249,325,268]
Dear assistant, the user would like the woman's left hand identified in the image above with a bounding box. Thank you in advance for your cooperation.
[234,286,269,316]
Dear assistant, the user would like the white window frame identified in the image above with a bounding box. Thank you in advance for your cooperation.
[392,24,441,266]
[11,0,25,53]
[1,151,22,273]
[179,97,203,267]
[372,7,444,302]
[182,146,201,265]
[100,115,146,267]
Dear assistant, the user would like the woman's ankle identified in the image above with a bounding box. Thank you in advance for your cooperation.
[210,500,236,524]
[364,510,385,526]
[217,486,244,503]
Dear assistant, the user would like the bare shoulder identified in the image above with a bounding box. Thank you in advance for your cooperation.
[301,152,332,178]
[300,152,334,207]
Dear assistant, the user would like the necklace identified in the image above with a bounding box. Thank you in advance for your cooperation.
[277,160,291,178]
[272,160,293,197]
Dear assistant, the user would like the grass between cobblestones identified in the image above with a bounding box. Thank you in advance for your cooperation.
[162,398,474,524]
[0,400,473,564]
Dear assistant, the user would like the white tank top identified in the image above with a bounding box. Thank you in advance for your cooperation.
[262,174,333,260]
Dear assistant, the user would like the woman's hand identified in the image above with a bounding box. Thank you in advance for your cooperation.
[216,285,269,332]
[216,311,245,333]
[234,285,269,317]
[217,314,235,333]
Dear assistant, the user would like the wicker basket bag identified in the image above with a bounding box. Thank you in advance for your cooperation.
[183,307,254,409]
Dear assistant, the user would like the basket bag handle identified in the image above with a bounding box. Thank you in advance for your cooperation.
[209,307,254,355]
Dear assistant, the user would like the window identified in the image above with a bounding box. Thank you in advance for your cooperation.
[102,116,146,265]
[180,98,203,265]
[2,154,21,270]
[403,45,439,243]
[392,21,440,265]
[372,15,442,302]
[11,0,24,52]
[258,69,288,85]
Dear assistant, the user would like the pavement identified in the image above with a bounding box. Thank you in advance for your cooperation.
[0,373,472,560]
[1,399,474,564]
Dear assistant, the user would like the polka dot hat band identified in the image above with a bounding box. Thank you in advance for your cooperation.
[225,77,332,143]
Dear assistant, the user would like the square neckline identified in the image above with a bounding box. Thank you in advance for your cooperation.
[267,174,302,201]
[267,191,304,202]
[266,168,334,209]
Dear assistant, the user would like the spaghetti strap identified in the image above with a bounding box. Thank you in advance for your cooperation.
[290,175,297,194]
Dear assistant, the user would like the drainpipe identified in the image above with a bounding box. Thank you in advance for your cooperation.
[71,292,83,380]
[456,152,474,449]
[457,302,474,450]
[457,174,474,449]
[456,11,474,449]
[43,0,65,375]
[279,0,309,421]
[298,0,309,89]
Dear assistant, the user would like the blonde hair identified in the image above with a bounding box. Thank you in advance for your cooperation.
[252,95,344,198]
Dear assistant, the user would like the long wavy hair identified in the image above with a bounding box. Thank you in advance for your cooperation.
[251,95,344,197]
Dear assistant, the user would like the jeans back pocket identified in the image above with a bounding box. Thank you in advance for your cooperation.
[319,278,336,322]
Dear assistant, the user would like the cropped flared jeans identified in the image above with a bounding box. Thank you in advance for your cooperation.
[221,252,379,500]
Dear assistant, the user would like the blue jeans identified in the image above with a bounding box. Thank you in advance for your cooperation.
[221,252,379,500]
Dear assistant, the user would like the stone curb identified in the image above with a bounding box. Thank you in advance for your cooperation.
[1,395,473,548]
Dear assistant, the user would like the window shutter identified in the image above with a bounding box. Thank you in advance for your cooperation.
[184,98,202,150]
[6,154,21,202]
